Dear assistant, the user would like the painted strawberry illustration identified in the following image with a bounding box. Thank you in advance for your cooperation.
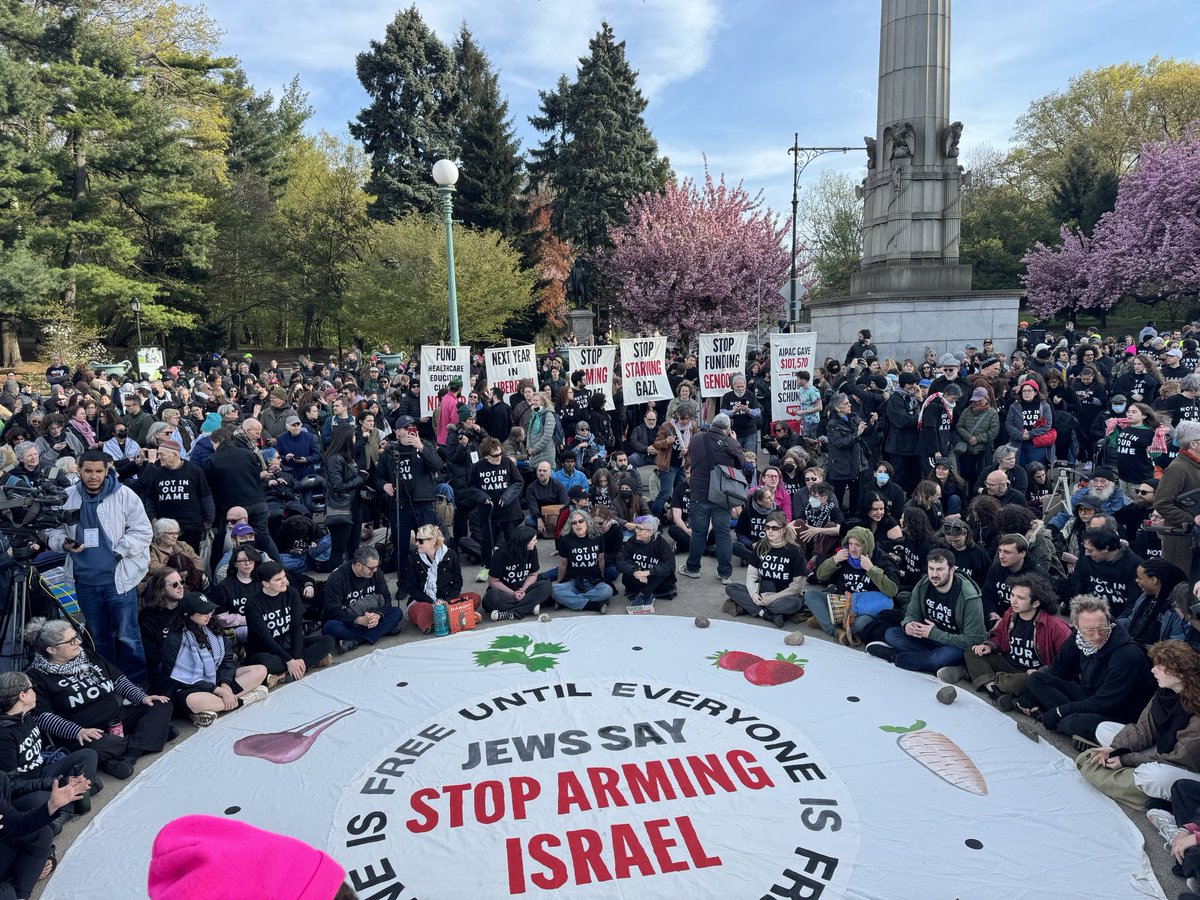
[881,719,988,796]
[708,650,764,671]
[743,653,807,686]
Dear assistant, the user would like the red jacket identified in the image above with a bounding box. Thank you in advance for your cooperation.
[986,607,1071,667]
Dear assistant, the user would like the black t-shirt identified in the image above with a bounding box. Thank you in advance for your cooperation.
[472,459,516,501]
[671,477,690,521]
[1112,426,1155,483]
[1007,615,1039,670]
[214,575,256,617]
[556,533,603,579]
[950,545,992,587]
[923,582,960,633]
[754,544,805,592]
[1162,394,1200,426]
[490,546,539,590]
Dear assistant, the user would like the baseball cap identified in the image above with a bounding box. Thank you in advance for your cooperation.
[285,415,301,427]
[395,415,416,429]
[179,592,217,616]
[970,387,989,402]
[230,523,255,538]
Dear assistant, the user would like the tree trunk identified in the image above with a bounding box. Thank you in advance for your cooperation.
[0,319,22,367]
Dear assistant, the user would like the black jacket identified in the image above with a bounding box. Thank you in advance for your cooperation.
[407,548,464,603]
[205,442,265,510]
[324,561,393,625]
[374,439,442,506]
[1041,624,1155,724]
[686,429,743,503]
[884,391,919,456]
[324,453,363,511]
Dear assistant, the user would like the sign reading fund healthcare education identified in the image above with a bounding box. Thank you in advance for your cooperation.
[485,345,538,397]
[619,337,672,407]
[568,345,617,411]
[770,332,819,419]
[420,345,470,416]
[332,674,858,897]
[698,332,749,398]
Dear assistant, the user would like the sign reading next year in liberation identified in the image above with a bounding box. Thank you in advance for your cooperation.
[619,337,672,407]
[485,345,538,397]
[770,333,819,421]
[419,345,470,417]
[697,332,748,399]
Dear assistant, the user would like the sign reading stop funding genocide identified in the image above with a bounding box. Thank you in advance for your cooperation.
[568,346,617,411]
[486,345,538,397]
[697,332,748,398]
[770,332,819,420]
[420,345,470,417]
[619,337,672,407]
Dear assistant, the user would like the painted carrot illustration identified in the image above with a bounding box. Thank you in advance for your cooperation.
[880,719,988,796]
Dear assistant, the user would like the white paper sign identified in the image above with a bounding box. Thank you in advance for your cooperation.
[484,344,538,397]
[619,337,672,407]
[697,332,749,398]
[770,332,819,420]
[568,346,618,411]
[419,345,470,418]
[137,347,164,381]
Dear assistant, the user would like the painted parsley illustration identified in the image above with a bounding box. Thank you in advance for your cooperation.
[473,634,568,672]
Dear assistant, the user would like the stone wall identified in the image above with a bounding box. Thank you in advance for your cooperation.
[807,292,1020,364]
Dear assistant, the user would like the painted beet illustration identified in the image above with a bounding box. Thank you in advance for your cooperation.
[880,719,988,796]
[234,707,356,764]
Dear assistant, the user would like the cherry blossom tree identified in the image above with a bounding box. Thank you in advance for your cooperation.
[1023,127,1200,317]
[597,169,794,342]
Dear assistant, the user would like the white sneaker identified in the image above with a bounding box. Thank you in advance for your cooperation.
[532,604,540,616]
[1146,808,1182,848]
[937,665,967,684]
[678,565,701,579]
[239,685,269,707]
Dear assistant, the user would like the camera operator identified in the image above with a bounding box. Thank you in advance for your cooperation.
[374,415,441,585]
[47,450,153,685]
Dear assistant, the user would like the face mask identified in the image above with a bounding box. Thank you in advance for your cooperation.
[1112,405,1126,414]
[809,496,822,509]
[875,473,889,485]
[783,463,797,473]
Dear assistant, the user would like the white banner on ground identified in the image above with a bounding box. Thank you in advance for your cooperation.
[619,336,672,407]
[485,344,538,397]
[697,332,749,398]
[47,617,1164,899]
[568,345,618,410]
[770,332,819,419]
[419,345,470,417]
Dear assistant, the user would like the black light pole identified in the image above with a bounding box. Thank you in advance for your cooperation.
[129,297,143,379]
[787,137,856,323]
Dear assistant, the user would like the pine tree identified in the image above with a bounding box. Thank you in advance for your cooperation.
[529,22,670,254]
[351,5,460,220]
[453,26,523,238]
[1049,143,1099,228]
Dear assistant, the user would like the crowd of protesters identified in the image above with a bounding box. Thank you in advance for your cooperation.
[3,317,1200,895]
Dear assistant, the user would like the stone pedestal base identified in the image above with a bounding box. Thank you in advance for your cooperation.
[807,291,1020,364]
[565,308,595,345]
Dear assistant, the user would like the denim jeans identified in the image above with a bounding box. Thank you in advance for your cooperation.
[550,580,613,610]
[686,499,732,577]
[651,466,683,515]
[882,627,965,673]
[76,582,146,684]
[322,606,404,644]
[737,430,759,455]
[804,587,840,636]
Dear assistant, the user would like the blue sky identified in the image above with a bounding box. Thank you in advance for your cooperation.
[202,0,1198,222]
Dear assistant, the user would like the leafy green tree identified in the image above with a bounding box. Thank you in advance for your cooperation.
[452,26,523,238]
[528,22,670,254]
[796,171,861,299]
[351,5,459,220]
[1048,143,1118,236]
[346,215,533,349]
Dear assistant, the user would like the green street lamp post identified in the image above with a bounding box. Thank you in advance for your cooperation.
[432,159,461,346]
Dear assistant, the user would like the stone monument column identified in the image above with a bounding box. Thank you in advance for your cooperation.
[854,0,968,294]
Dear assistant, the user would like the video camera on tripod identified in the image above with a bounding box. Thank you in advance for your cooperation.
[0,477,81,672]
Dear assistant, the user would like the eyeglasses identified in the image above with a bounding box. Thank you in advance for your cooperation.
[634,525,652,532]
[360,563,379,572]
[162,531,180,537]
[1077,625,1112,637]
[571,519,587,526]
[227,518,246,525]
[1135,489,1154,495]
[235,558,256,565]
[52,635,82,647]
[764,524,784,532]
[415,537,433,544]
[164,579,183,588]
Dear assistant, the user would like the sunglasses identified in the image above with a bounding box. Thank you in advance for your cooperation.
[164,579,183,588]
[1135,488,1154,495]
[415,537,433,544]
[764,524,784,532]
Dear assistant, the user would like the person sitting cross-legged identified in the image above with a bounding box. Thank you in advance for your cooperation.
[1023,594,1156,744]
[483,526,551,621]
[966,573,1071,710]
[723,511,807,627]
[321,547,403,654]
[867,548,988,677]
[550,510,613,613]
[615,516,677,615]
[245,561,335,684]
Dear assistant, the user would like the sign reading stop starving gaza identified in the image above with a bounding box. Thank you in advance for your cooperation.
[619,337,672,407]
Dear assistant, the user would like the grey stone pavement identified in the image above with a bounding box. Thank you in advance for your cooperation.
[38,539,1181,898]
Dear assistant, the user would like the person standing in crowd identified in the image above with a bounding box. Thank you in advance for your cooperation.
[48,450,152,684]
[916,383,961,476]
[720,374,762,454]
[955,387,999,489]
[524,390,558,472]
[1006,379,1055,468]
[884,372,922,492]
[649,401,696,515]
[140,440,212,553]
[1156,420,1200,580]
[375,414,442,582]
[824,392,873,514]
[679,413,743,585]
[204,427,277,565]
[321,424,363,570]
